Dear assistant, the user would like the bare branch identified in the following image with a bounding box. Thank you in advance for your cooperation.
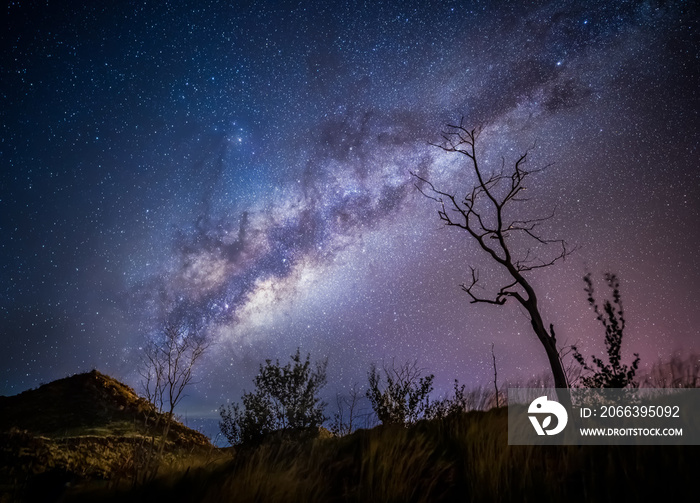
[491,343,500,408]
[460,267,506,305]
[140,320,210,417]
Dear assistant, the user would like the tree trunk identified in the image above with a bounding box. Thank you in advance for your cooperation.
[510,268,569,391]
[158,412,172,459]
[524,297,573,410]
[529,315,568,388]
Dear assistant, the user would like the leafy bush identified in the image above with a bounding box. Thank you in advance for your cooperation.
[366,360,434,425]
[572,273,640,388]
[219,349,327,445]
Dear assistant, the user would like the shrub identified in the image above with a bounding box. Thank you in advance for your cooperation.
[219,349,327,445]
[366,360,434,425]
[572,273,640,388]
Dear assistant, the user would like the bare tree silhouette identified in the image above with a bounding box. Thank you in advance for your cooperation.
[330,382,363,436]
[140,320,209,461]
[412,120,574,390]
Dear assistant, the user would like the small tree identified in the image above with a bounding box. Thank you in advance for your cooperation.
[141,321,209,417]
[219,348,328,445]
[366,360,434,426]
[330,383,363,436]
[572,273,640,388]
[139,320,209,467]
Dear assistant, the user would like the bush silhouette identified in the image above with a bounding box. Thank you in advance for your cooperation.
[572,273,640,388]
[219,348,327,445]
[366,360,434,425]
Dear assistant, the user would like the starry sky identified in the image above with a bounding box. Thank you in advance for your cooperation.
[2,1,699,422]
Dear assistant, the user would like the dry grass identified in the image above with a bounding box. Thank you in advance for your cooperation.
[3,363,698,502]
[58,408,697,503]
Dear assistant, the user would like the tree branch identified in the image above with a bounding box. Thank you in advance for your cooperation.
[411,119,575,391]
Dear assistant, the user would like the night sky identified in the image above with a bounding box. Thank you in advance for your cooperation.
[2,1,699,423]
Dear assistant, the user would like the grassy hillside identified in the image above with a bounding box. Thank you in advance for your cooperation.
[2,371,696,502]
[67,408,696,503]
[0,369,209,445]
[0,370,217,502]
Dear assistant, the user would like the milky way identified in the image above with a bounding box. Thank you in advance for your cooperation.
[2,1,698,423]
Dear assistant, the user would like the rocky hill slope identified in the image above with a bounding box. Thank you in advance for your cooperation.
[0,369,209,446]
[0,370,215,501]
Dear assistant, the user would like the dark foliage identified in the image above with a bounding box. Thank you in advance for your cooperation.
[219,349,327,445]
[366,360,434,425]
[423,379,496,419]
[63,408,699,503]
[572,273,641,388]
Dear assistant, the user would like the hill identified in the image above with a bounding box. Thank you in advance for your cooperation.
[2,371,697,502]
[66,407,698,503]
[0,370,216,502]
[0,369,209,445]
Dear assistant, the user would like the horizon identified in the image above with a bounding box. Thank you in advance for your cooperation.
[2,0,698,424]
